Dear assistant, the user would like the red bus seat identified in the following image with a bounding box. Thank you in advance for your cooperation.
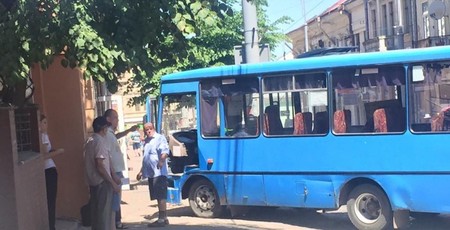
[333,110,347,133]
[293,113,305,135]
[374,108,388,132]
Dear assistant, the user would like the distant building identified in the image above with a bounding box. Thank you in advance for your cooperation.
[94,72,146,129]
[287,0,450,55]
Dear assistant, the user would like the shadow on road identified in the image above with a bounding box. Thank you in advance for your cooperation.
[128,204,450,230]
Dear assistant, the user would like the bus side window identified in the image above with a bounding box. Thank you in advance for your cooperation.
[263,72,328,136]
[332,66,406,134]
[201,77,260,138]
[410,63,450,133]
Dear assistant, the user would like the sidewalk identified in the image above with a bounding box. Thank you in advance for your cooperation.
[55,148,170,230]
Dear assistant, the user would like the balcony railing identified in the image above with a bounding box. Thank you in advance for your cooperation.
[363,35,397,52]
[417,36,450,48]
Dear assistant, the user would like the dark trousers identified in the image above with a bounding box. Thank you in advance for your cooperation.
[90,181,113,230]
[115,207,121,223]
[45,167,58,230]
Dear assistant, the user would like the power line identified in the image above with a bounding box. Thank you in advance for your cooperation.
[283,0,328,32]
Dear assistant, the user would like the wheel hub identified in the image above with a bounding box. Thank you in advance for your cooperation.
[195,186,215,211]
[355,193,381,224]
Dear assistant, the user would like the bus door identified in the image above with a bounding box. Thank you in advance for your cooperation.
[199,77,267,206]
[160,93,199,174]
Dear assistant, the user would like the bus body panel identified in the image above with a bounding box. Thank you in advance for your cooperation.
[224,175,266,206]
[263,175,336,208]
[198,134,450,174]
[161,81,198,94]
[377,175,450,213]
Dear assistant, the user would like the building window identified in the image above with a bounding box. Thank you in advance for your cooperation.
[388,1,394,36]
[403,0,410,33]
[438,18,446,36]
[382,4,387,36]
[422,2,430,38]
[134,104,141,112]
[371,9,378,38]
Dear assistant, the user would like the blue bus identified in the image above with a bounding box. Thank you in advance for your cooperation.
[148,46,450,230]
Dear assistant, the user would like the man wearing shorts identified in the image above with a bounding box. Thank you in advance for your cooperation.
[137,122,170,227]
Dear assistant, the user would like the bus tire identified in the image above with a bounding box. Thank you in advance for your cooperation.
[188,179,224,218]
[347,184,393,230]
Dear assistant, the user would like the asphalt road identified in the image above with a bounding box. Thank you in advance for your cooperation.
[121,184,450,229]
[117,151,450,230]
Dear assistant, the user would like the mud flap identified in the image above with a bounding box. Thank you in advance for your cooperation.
[393,209,410,229]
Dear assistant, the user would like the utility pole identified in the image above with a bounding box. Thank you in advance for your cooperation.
[242,0,260,63]
[302,0,309,52]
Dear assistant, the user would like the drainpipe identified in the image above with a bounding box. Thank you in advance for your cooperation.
[364,0,369,41]
[340,6,355,46]
[410,0,418,48]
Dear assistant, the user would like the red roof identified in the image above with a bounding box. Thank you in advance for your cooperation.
[320,0,347,16]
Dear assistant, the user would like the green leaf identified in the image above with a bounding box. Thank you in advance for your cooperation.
[90,54,98,62]
[76,38,85,48]
[190,1,202,13]
[177,20,186,31]
[22,42,29,52]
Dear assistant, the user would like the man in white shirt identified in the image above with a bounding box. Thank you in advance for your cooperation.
[104,109,137,229]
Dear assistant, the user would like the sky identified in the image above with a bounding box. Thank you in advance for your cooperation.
[265,0,339,59]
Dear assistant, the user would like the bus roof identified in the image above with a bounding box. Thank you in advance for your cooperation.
[161,46,450,83]
[296,46,358,58]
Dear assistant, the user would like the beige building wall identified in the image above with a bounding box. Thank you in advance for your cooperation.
[287,0,354,56]
[288,0,427,53]
[117,72,146,129]
[347,0,367,52]
[415,0,450,47]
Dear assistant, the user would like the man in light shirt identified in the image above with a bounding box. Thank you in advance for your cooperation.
[136,122,170,227]
[104,109,137,229]
[84,116,121,230]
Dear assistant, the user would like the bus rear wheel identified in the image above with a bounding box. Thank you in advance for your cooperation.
[347,184,393,230]
[188,179,224,218]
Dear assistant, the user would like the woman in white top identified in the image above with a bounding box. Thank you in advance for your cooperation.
[40,114,63,230]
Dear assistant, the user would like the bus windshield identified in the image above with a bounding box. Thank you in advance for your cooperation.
[161,94,197,136]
